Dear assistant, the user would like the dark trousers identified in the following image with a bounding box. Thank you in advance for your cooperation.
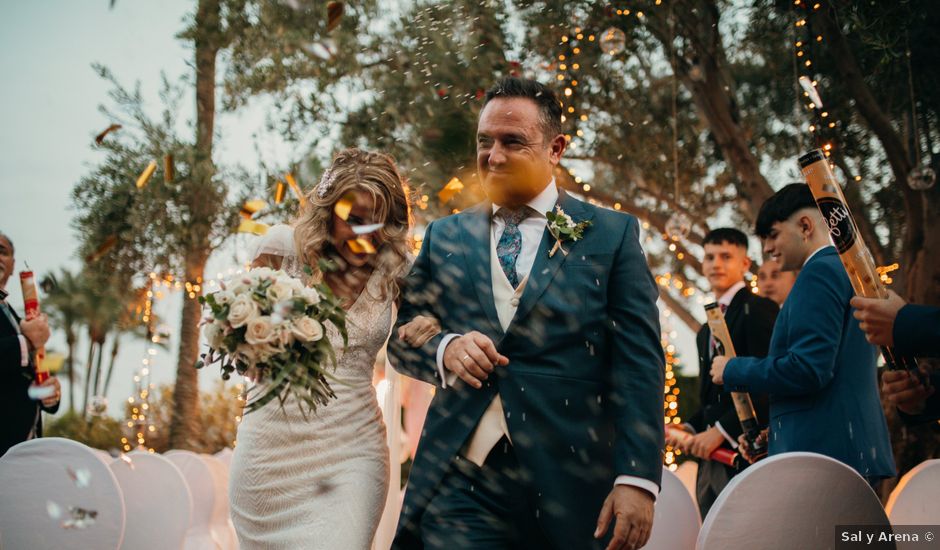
[695,458,735,521]
[419,439,555,550]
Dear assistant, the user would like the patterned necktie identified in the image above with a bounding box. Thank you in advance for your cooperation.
[496,207,531,288]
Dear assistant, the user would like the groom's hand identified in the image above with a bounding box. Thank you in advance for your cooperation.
[442,332,509,389]
[595,485,654,550]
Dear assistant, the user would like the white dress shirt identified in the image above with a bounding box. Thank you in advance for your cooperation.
[434,179,659,499]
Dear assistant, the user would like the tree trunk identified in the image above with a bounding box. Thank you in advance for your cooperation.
[103,335,120,397]
[168,0,221,450]
[92,336,106,398]
[66,331,76,413]
[82,339,96,419]
[649,0,776,223]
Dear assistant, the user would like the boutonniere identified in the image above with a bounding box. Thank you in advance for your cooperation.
[545,206,592,257]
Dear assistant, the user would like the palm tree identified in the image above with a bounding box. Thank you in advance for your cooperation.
[43,269,84,413]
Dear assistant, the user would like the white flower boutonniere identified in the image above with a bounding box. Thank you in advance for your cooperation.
[545,206,592,258]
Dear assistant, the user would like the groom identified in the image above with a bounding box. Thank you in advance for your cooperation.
[389,77,665,550]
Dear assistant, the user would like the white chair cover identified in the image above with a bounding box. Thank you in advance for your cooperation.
[202,454,238,550]
[697,452,890,550]
[165,450,221,550]
[0,437,126,550]
[109,451,192,550]
[673,460,699,512]
[886,458,940,525]
[645,467,700,550]
[214,447,234,468]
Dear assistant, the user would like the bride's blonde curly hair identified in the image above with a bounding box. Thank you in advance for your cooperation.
[292,148,412,302]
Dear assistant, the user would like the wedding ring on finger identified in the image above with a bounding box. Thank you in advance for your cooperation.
[461,354,471,365]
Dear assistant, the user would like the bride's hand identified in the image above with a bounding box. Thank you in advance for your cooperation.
[398,315,441,348]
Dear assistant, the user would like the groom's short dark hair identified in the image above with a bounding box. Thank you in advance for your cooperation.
[483,77,563,141]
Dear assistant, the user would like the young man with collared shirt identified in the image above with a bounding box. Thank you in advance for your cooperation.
[710,184,896,486]
[666,228,777,520]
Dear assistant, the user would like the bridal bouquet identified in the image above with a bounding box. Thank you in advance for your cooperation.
[196,267,347,415]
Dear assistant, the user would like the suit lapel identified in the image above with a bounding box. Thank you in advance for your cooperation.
[458,205,504,336]
[511,190,595,326]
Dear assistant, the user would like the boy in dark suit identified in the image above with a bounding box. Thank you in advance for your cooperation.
[666,228,777,519]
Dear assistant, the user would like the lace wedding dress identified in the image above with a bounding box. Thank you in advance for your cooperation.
[230,225,399,549]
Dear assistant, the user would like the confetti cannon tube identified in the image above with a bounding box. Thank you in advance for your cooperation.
[19,270,48,384]
[666,425,746,469]
[799,149,919,374]
[704,302,768,461]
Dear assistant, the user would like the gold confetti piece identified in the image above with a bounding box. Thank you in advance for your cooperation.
[240,199,268,219]
[95,123,121,145]
[346,238,376,255]
[237,219,269,235]
[164,154,174,183]
[327,1,344,32]
[136,161,157,189]
[85,235,118,264]
[285,173,306,207]
[334,196,353,220]
[274,181,286,204]
[438,176,465,203]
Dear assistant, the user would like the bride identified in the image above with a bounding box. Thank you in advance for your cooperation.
[229,148,438,549]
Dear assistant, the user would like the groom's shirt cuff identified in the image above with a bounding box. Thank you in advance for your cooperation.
[436,333,461,388]
[614,475,659,500]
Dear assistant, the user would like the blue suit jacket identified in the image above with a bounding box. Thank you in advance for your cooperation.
[389,190,665,548]
[723,247,895,479]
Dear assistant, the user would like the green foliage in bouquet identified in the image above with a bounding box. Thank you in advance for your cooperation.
[196,268,348,416]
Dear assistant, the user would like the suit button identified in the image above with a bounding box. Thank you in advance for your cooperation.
[510,298,520,307]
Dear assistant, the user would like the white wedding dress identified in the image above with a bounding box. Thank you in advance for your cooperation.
[230,225,400,549]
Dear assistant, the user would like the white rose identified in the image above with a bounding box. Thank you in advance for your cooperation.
[245,316,277,346]
[213,290,235,306]
[229,277,252,295]
[283,276,305,293]
[266,280,294,303]
[202,322,224,349]
[228,294,260,328]
[300,287,322,305]
[250,267,275,281]
[291,316,324,343]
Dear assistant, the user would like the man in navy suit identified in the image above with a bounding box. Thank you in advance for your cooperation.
[389,77,665,550]
[709,184,896,484]
[0,231,59,457]
[850,291,939,424]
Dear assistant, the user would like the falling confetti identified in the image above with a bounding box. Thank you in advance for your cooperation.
[238,219,270,236]
[285,173,307,207]
[135,160,157,189]
[240,199,268,219]
[274,181,286,204]
[346,238,377,255]
[798,76,824,109]
[326,1,344,32]
[334,196,353,221]
[437,177,464,203]
[351,223,384,235]
[84,235,118,264]
[66,467,91,488]
[61,506,98,529]
[94,123,121,145]
[164,154,175,183]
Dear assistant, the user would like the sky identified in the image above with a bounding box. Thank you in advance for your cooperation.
[1,0,701,421]
[0,0,288,416]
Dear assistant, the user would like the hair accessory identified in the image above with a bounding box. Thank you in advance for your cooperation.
[316,168,337,199]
